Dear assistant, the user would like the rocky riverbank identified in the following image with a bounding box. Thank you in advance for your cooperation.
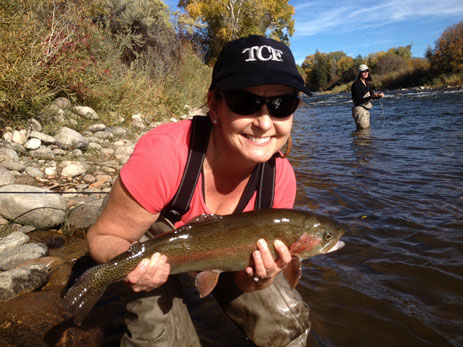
[0,97,202,346]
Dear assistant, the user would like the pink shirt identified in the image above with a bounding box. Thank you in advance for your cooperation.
[120,119,296,228]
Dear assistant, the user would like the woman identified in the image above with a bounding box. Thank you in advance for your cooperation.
[351,64,384,129]
[87,35,312,346]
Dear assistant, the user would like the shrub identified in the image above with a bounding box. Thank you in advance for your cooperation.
[0,0,210,131]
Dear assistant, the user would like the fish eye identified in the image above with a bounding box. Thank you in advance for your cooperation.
[324,232,333,241]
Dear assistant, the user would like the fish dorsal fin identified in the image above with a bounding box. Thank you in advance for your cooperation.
[195,270,221,298]
[283,256,302,289]
[185,214,222,227]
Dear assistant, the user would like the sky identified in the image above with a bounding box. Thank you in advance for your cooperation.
[164,0,463,64]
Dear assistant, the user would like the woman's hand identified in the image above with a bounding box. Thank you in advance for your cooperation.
[234,239,291,291]
[124,252,171,292]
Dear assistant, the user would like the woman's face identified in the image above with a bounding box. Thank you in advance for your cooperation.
[210,84,296,164]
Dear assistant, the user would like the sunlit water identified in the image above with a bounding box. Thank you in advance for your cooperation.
[292,88,463,346]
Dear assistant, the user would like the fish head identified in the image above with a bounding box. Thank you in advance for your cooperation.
[289,213,345,259]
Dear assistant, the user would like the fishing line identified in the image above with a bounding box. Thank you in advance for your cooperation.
[378,98,385,128]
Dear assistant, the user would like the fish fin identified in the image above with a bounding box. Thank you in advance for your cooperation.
[62,265,108,326]
[195,270,221,298]
[283,256,302,289]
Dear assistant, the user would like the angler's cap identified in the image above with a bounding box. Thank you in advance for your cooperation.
[359,64,369,72]
[210,35,312,96]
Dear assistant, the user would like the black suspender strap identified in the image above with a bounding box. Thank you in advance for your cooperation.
[234,154,277,212]
[256,155,276,209]
[161,115,276,224]
[161,116,211,223]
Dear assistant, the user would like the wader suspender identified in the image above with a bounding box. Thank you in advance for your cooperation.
[161,115,276,225]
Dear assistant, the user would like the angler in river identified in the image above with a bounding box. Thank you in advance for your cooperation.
[75,35,335,346]
[351,64,384,129]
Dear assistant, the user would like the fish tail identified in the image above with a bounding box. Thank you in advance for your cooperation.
[62,264,109,326]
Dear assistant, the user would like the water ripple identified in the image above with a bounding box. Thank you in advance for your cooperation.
[293,88,463,346]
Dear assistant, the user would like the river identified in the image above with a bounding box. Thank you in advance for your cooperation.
[292,88,463,346]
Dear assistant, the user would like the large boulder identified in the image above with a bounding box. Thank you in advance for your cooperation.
[0,264,49,301]
[55,127,88,150]
[0,185,67,228]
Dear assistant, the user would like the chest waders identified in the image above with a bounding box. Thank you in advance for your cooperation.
[121,116,311,347]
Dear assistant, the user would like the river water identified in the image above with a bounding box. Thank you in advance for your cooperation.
[291,88,463,346]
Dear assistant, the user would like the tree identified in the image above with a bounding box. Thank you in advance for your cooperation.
[375,54,407,75]
[426,21,463,73]
[302,50,354,91]
[180,0,295,63]
[387,44,412,59]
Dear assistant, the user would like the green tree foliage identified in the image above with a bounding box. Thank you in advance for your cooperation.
[300,38,461,93]
[426,21,463,73]
[302,51,355,91]
[179,0,295,63]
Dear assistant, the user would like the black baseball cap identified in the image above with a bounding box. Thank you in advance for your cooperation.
[210,35,312,96]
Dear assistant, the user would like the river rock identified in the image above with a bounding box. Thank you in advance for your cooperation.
[88,142,102,151]
[44,166,57,176]
[55,127,88,150]
[0,231,30,253]
[24,138,41,150]
[27,118,42,132]
[72,106,98,120]
[14,256,64,271]
[0,147,19,162]
[52,97,72,110]
[42,262,73,291]
[88,124,106,132]
[0,243,48,270]
[2,131,12,142]
[0,264,49,301]
[29,146,54,159]
[110,126,128,137]
[0,184,67,228]
[1,160,25,172]
[48,238,88,263]
[61,161,86,178]
[25,166,43,178]
[95,130,113,140]
[29,131,56,144]
[67,198,104,231]
[55,326,104,347]
[0,165,15,186]
[12,130,28,145]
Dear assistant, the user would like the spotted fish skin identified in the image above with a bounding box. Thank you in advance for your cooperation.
[63,209,345,325]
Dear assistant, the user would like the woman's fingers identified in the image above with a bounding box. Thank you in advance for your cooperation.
[125,253,170,292]
[253,239,291,280]
[274,239,292,266]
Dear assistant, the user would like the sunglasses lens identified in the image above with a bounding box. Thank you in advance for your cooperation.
[223,91,299,118]
[267,95,299,118]
[224,91,260,115]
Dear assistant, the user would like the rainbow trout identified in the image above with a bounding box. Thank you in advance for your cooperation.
[63,209,345,325]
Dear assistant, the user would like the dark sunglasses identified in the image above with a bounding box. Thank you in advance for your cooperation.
[220,90,300,118]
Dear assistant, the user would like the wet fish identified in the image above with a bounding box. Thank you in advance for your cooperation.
[63,208,345,325]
